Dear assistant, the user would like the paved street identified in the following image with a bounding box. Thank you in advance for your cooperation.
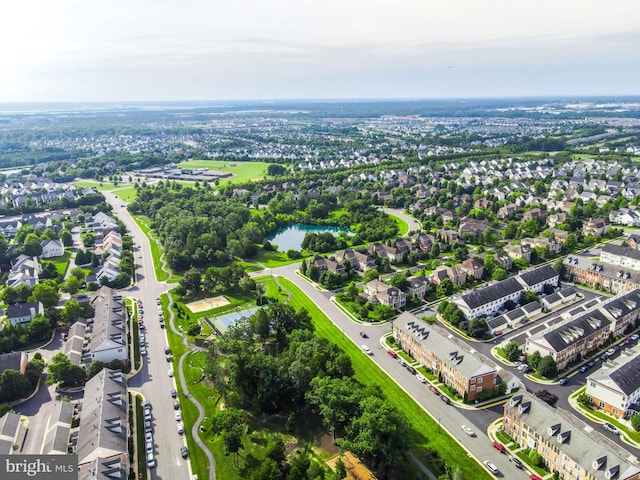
[105,193,192,480]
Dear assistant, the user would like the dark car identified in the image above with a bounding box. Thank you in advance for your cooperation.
[180,446,189,458]
[558,377,568,385]
[440,394,451,404]
[406,365,417,375]
[359,331,368,338]
[429,385,439,395]
[165,348,171,355]
[579,365,589,373]
[510,456,523,469]
[171,389,177,398]
[173,400,180,410]
[587,360,595,367]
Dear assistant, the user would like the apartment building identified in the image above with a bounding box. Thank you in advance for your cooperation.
[393,312,500,401]
[88,287,128,364]
[503,393,640,480]
[586,347,640,418]
[454,277,524,320]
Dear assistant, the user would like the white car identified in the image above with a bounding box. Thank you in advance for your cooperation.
[361,345,373,355]
[175,411,182,421]
[140,349,147,356]
[483,460,499,474]
[145,441,153,454]
[461,425,475,437]
[145,432,153,443]
[147,453,156,468]
[177,423,185,434]
[415,374,427,383]
[168,369,174,377]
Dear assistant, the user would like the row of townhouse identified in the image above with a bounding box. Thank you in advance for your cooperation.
[60,287,129,366]
[76,368,129,479]
[564,243,640,295]
[94,231,124,283]
[393,312,518,401]
[525,289,640,369]
[453,264,560,320]
[586,346,640,418]
[0,208,85,239]
[503,393,640,480]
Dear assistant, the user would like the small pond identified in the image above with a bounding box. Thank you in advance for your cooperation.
[266,223,353,252]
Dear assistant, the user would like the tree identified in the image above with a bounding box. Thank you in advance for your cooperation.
[23,233,43,257]
[564,233,578,251]
[307,376,364,439]
[436,278,453,297]
[520,290,540,305]
[0,369,33,403]
[342,396,411,472]
[60,229,73,247]
[362,268,380,283]
[61,300,84,324]
[307,265,320,282]
[389,274,408,291]
[528,351,542,370]
[87,361,105,379]
[503,341,522,362]
[29,281,60,308]
[47,353,87,386]
[537,355,558,379]
[27,316,52,342]
[69,267,86,281]
[180,268,202,295]
[631,414,640,432]
[483,254,497,275]
[577,393,591,407]
[491,267,508,281]
[62,276,82,295]
[528,450,544,467]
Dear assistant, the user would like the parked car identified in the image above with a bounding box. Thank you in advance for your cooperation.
[416,374,427,383]
[406,365,417,375]
[606,348,616,356]
[361,345,373,355]
[146,442,153,454]
[492,441,505,452]
[165,348,171,355]
[558,377,568,385]
[145,432,153,443]
[147,453,156,468]
[579,365,590,373]
[530,474,543,480]
[173,400,180,410]
[387,349,398,358]
[177,423,185,434]
[175,411,182,421]
[168,369,174,377]
[604,422,620,435]
[144,420,153,433]
[359,331,368,338]
[631,334,639,341]
[461,425,475,436]
[510,456,523,469]
[171,389,177,398]
[429,385,439,395]
[483,460,499,474]
[440,394,451,405]
[180,446,189,458]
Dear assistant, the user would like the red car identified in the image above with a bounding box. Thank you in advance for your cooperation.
[387,349,398,358]
[530,475,543,480]
[492,441,505,453]
[429,385,439,395]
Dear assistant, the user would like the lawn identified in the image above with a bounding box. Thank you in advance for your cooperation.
[134,394,148,480]
[51,251,72,276]
[177,160,271,185]
[516,450,549,477]
[260,277,290,303]
[386,212,409,236]
[277,277,492,480]
[126,298,141,370]
[252,249,304,268]
[131,214,181,283]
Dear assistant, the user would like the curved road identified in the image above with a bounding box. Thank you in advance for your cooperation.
[382,207,421,233]
[103,192,215,480]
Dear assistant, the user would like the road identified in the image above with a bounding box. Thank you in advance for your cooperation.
[265,263,527,479]
[382,207,421,233]
[104,193,194,480]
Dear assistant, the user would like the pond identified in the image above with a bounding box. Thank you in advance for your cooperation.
[266,223,353,252]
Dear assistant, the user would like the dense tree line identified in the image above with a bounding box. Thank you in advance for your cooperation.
[0,354,45,403]
[129,183,269,271]
[205,302,411,477]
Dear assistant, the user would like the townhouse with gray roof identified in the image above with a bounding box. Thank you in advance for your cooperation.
[453,277,524,320]
[525,308,612,369]
[88,287,128,364]
[0,412,26,454]
[503,392,640,480]
[586,346,640,419]
[393,312,519,401]
[42,401,74,454]
[76,369,128,469]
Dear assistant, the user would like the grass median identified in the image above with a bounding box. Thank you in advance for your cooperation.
[277,276,492,480]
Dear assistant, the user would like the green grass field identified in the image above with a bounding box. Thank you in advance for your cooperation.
[277,277,491,480]
[52,251,72,276]
[177,160,271,185]
[131,214,182,283]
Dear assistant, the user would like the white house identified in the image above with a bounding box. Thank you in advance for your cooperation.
[88,288,128,363]
[5,302,44,327]
[40,239,64,259]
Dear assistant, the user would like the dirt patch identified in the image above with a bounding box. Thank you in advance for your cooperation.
[317,433,339,454]
[327,451,376,479]
[284,440,299,457]
[186,295,230,313]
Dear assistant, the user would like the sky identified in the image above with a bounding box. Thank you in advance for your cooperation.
[0,0,639,102]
